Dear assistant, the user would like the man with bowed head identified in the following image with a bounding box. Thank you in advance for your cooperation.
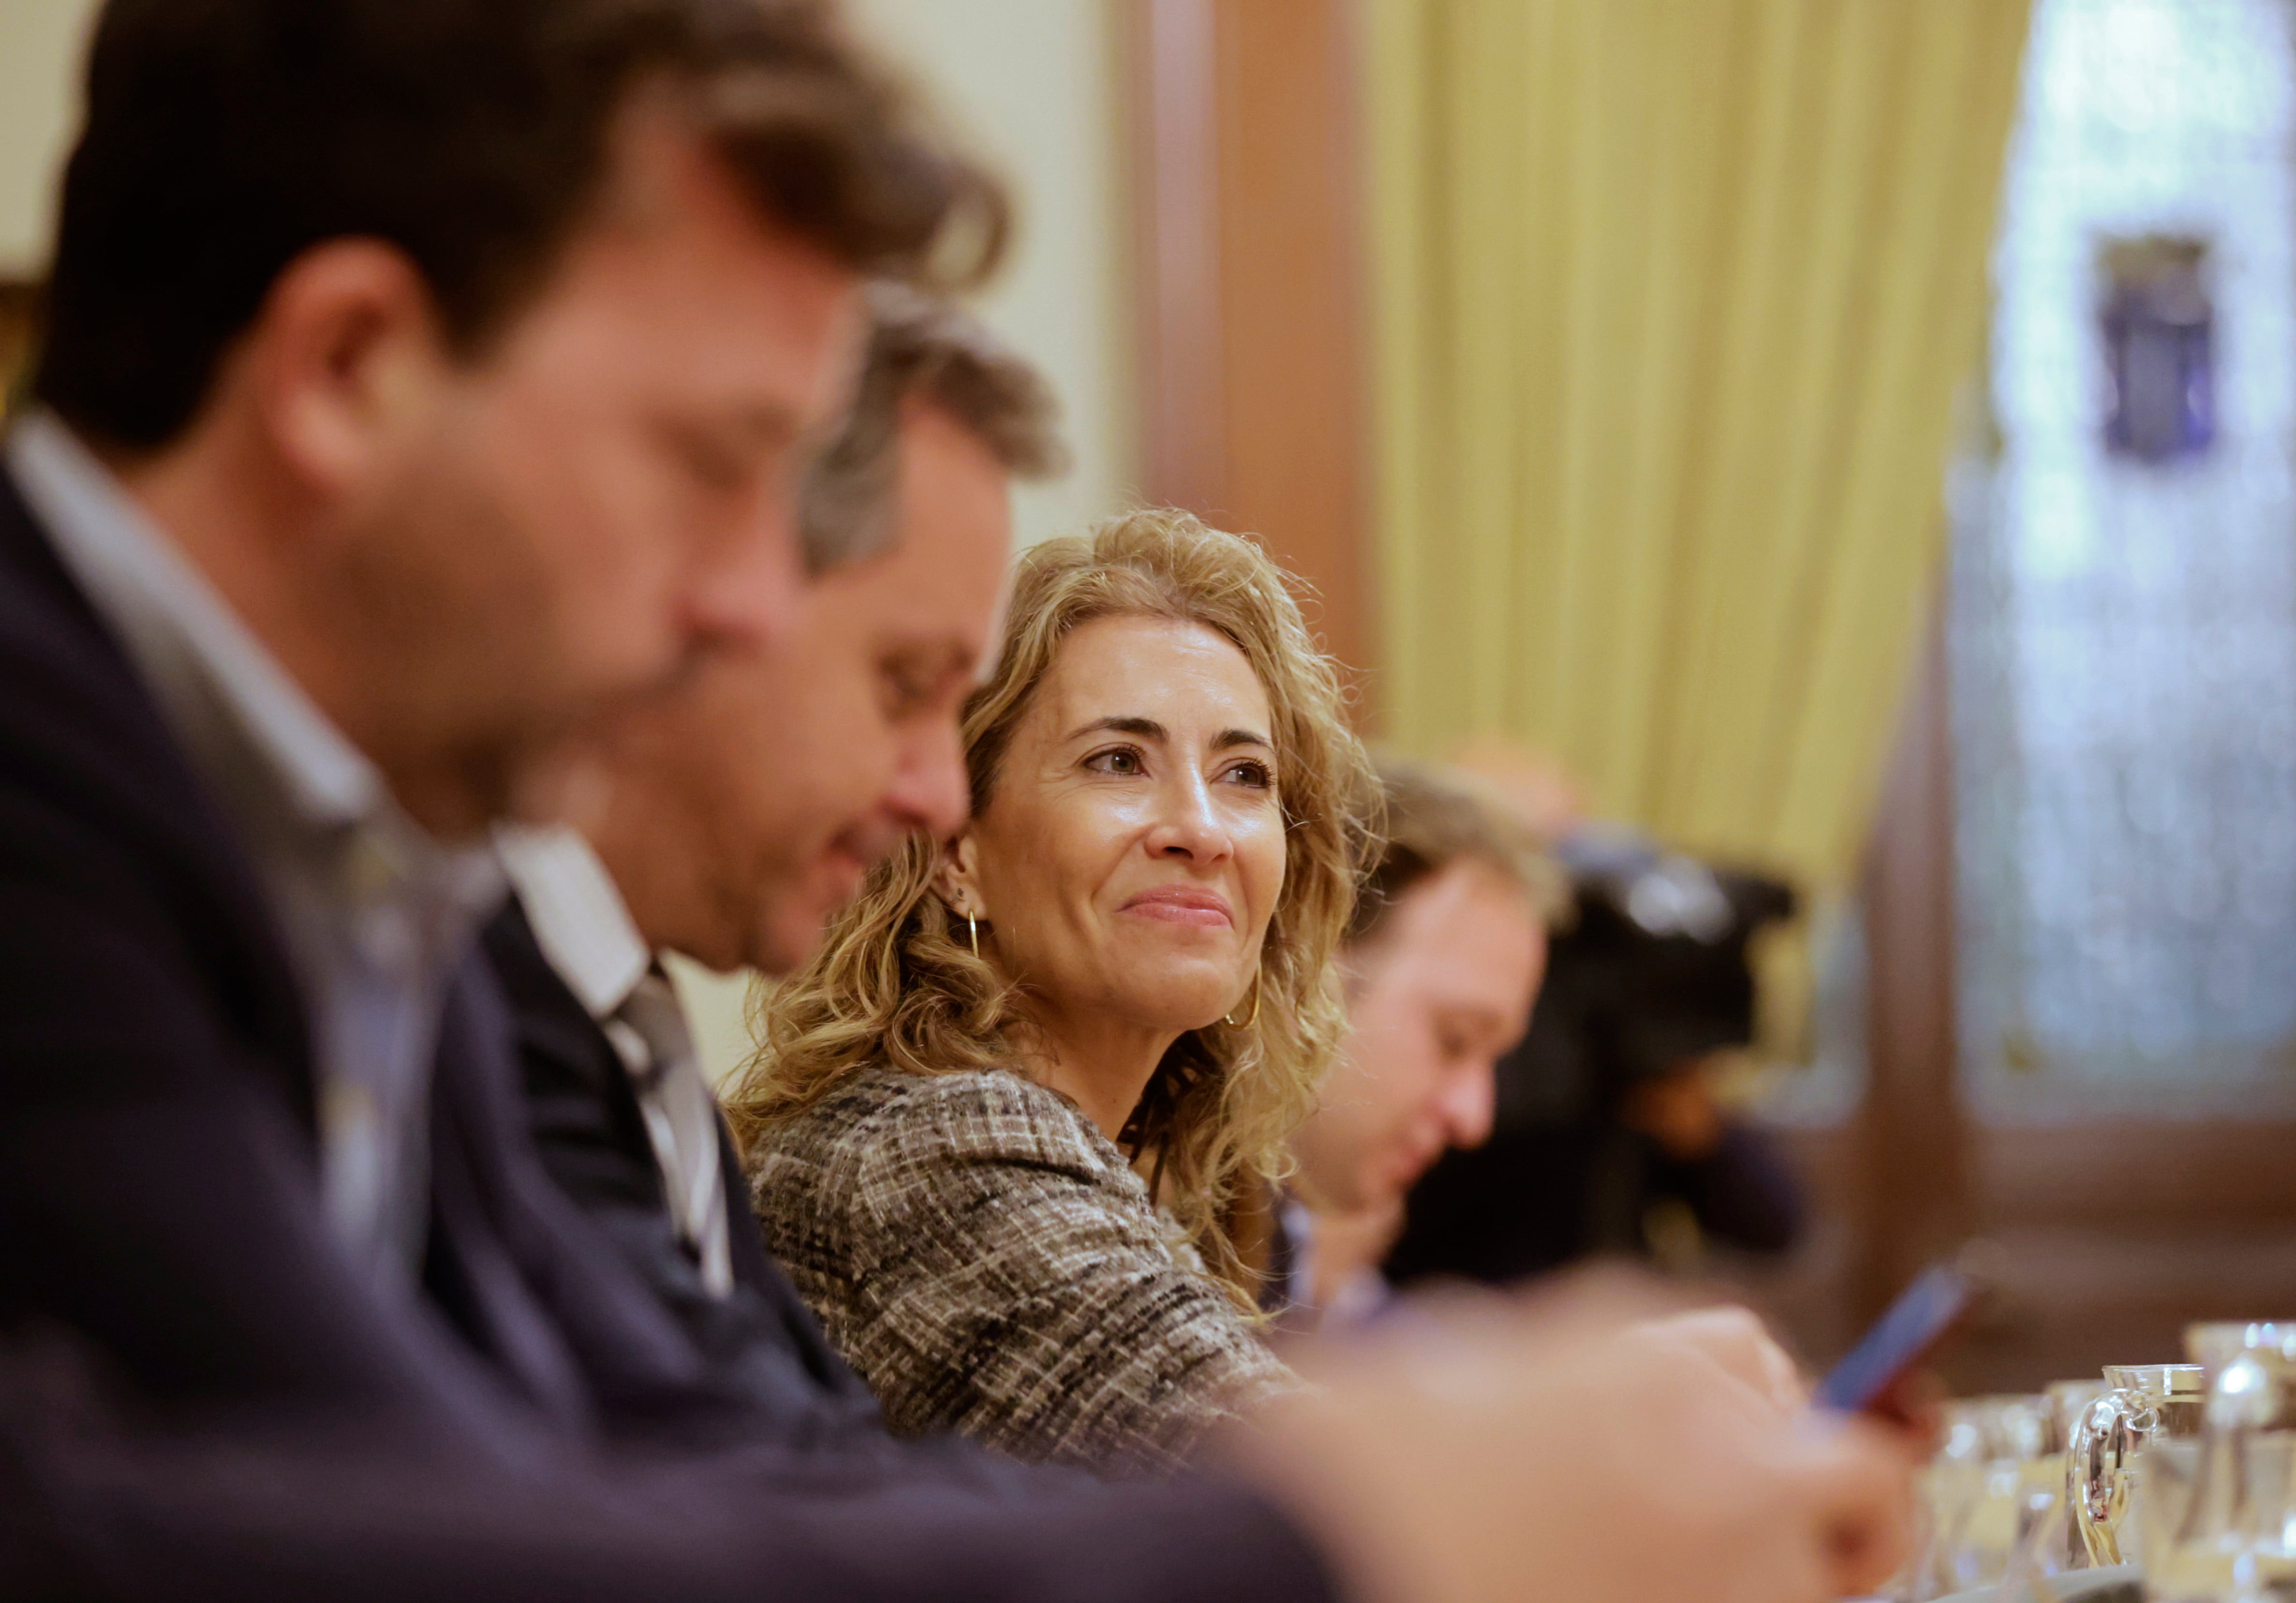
[0,1,1909,1600]
[1275,756,1808,1397]
[490,287,1063,1442]
[1277,757,1558,1324]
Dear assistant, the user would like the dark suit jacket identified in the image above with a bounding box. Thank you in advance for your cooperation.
[483,899,890,1450]
[0,462,1336,1603]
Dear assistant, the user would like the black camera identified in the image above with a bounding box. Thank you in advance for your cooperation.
[1384,830,1802,1287]
[1497,828,1797,1130]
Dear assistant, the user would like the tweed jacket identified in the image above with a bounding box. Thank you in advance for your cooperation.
[747,1065,1298,1477]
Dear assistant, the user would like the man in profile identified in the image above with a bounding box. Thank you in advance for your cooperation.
[0,3,1913,1600]
[1276,757,1556,1326]
[492,289,1058,1448]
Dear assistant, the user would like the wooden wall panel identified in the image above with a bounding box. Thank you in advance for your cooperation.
[1129,0,1228,520]
[1128,0,1374,698]
[1856,597,1974,1321]
[0,279,38,415]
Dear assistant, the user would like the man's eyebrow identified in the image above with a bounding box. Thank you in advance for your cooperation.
[730,400,808,447]
[889,638,979,685]
[663,402,806,457]
[1066,715,1167,742]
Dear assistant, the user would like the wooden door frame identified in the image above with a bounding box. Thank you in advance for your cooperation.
[1125,0,1376,704]
[0,279,39,414]
[1857,592,1975,1324]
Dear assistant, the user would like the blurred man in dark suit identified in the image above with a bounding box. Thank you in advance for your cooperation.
[0,3,1911,1600]
[4,0,916,1433]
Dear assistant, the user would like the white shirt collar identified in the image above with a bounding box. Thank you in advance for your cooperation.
[7,410,382,830]
[497,824,652,1021]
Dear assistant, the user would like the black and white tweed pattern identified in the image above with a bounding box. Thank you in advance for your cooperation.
[746,1065,1297,1478]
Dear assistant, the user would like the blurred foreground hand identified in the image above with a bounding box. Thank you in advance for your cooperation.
[1231,1281,1911,1603]
[1626,1305,1808,1419]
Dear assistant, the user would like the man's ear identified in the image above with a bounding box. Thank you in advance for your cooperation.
[244,239,454,500]
[934,829,983,915]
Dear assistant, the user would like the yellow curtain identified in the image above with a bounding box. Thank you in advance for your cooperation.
[1365,0,2029,895]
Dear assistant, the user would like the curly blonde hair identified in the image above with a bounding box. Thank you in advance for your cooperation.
[724,509,1379,1302]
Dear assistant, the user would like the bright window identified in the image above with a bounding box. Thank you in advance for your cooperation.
[1955,0,2296,1119]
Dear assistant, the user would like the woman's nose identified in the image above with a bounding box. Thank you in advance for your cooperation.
[1143,770,1232,861]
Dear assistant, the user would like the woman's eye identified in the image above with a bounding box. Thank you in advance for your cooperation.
[1084,747,1145,776]
[1220,759,1275,790]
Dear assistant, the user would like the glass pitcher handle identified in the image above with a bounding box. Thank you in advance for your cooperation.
[2069,1390,2154,1567]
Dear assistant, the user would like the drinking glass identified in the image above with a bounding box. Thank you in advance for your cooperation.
[2144,1321,2296,1601]
[2139,1431,2296,1603]
[1925,1395,2067,1596]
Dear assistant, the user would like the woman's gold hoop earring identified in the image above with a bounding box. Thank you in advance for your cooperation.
[966,911,980,960]
[1223,980,1260,1031]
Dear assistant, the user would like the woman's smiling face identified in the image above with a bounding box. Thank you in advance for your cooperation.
[950,613,1288,1040]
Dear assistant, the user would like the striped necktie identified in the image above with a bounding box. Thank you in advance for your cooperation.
[602,971,733,1297]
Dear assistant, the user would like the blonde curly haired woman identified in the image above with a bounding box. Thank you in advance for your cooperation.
[725,510,1377,1478]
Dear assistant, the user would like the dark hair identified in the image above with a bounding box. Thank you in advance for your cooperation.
[1347,755,1565,947]
[35,0,1010,451]
[799,283,1067,572]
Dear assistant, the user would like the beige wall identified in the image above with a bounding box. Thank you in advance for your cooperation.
[0,0,100,276]
[846,0,1138,554]
[683,2,1140,1081]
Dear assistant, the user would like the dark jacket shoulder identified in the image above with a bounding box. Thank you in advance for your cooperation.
[481,902,666,1218]
[0,465,479,1420]
[0,468,311,1118]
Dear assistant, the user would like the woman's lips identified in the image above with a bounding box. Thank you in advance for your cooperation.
[1119,885,1235,927]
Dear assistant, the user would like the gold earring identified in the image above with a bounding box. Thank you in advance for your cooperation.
[966,910,980,959]
[1223,978,1260,1031]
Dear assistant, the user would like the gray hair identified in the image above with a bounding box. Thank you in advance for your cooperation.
[800,284,1067,572]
